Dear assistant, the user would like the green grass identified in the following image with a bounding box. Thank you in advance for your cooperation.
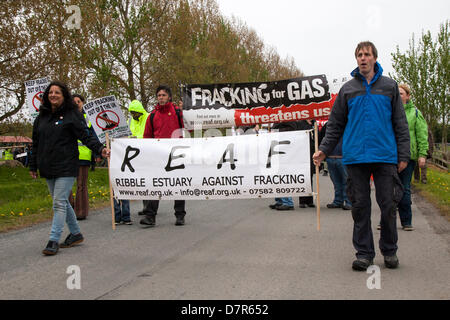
[0,166,110,233]
[412,164,450,221]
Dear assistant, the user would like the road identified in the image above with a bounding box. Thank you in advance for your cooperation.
[0,175,449,301]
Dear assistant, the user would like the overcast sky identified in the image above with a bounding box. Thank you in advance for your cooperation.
[216,0,449,79]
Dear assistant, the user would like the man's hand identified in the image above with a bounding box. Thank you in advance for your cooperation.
[398,161,408,172]
[101,147,111,158]
[313,150,326,166]
[418,157,426,168]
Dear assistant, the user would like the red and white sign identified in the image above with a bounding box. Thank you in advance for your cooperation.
[25,77,50,119]
[83,95,131,144]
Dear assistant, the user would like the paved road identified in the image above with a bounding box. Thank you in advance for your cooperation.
[0,175,449,300]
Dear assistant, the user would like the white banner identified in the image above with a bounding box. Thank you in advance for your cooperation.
[83,95,131,144]
[25,77,50,119]
[110,131,312,200]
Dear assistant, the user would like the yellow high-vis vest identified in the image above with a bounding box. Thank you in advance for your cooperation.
[78,114,92,161]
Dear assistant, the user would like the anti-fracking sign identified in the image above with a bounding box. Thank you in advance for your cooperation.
[83,95,131,144]
[25,77,50,119]
[182,75,337,130]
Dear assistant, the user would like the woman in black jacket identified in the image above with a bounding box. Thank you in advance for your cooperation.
[29,81,110,256]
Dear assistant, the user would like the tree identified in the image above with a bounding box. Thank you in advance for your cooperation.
[391,20,449,153]
[0,0,304,127]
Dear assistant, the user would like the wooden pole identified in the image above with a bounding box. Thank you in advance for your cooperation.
[314,122,321,231]
[105,132,115,230]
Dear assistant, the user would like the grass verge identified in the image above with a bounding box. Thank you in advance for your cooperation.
[0,166,110,233]
[412,164,450,221]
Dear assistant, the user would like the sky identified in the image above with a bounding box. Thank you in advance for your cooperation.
[216,0,449,79]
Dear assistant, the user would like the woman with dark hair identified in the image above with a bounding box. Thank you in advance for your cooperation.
[29,81,110,256]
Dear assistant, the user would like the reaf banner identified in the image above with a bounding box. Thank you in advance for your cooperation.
[182,75,335,129]
[110,131,312,200]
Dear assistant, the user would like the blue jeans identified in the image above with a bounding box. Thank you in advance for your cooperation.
[398,160,416,226]
[326,158,351,206]
[46,177,80,242]
[114,199,131,222]
[275,197,293,207]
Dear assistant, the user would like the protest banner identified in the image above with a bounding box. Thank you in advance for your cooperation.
[25,77,50,119]
[83,95,131,144]
[181,75,336,130]
[110,131,312,200]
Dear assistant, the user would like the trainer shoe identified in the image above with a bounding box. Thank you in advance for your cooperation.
[42,240,59,255]
[402,225,414,231]
[384,254,399,269]
[123,220,133,225]
[326,203,342,209]
[140,216,155,227]
[276,205,294,211]
[342,204,352,210]
[60,233,84,248]
[352,258,373,271]
[175,216,185,226]
[269,203,281,209]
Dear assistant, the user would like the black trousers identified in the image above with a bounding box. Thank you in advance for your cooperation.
[346,163,403,260]
[143,200,186,218]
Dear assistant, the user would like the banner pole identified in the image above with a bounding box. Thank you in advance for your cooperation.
[105,132,116,230]
[314,122,321,231]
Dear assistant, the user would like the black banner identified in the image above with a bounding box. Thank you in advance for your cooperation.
[182,75,330,110]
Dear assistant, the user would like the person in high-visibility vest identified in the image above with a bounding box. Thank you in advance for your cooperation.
[4,149,13,160]
[68,94,100,220]
[128,100,150,138]
[128,100,150,218]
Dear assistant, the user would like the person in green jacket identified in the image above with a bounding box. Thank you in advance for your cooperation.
[397,83,429,231]
[4,148,13,160]
[128,100,149,139]
[128,100,150,216]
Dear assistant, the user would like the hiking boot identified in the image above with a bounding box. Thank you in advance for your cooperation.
[384,254,399,269]
[352,258,373,271]
[42,240,59,255]
[269,203,281,209]
[402,225,414,231]
[140,216,155,227]
[327,203,342,209]
[175,216,185,226]
[276,205,294,211]
[60,233,84,248]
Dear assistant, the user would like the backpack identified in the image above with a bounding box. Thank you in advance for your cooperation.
[149,105,183,136]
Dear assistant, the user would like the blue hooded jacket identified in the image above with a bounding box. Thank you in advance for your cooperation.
[319,62,410,165]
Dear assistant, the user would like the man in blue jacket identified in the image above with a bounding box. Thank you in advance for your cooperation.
[313,41,410,271]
